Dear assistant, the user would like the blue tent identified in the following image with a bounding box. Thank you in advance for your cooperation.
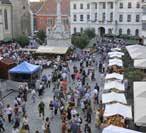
[9,61,40,74]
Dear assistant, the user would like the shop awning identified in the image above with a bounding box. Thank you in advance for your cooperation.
[105,73,124,80]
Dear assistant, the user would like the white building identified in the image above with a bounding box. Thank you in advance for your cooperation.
[142,0,146,45]
[70,0,142,37]
[0,0,12,40]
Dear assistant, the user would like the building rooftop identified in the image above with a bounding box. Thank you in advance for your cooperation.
[36,0,70,16]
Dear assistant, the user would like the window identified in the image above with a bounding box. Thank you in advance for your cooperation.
[74,27,77,33]
[119,3,123,9]
[108,28,112,34]
[128,2,132,8]
[48,19,53,26]
[80,27,83,32]
[136,2,140,8]
[87,3,90,9]
[127,15,131,22]
[127,29,131,35]
[80,15,84,21]
[102,12,105,21]
[87,14,90,21]
[135,29,139,36]
[73,4,76,9]
[95,13,97,21]
[136,15,140,22]
[4,9,8,30]
[119,28,122,35]
[119,14,123,22]
[73,15,77,22]
[80,3,83,9]
[110,2,113,9]
[110,12,113,22]
[95,3,97,9]
[103,2,106,9]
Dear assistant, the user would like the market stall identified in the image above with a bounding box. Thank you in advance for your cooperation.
[102,92,127,104]
[104,103,132,119]
[0,58,16,79]
[8,61,41,82]
[102,125,142,133]
[105,73,124,81]
[134,82,146,127]
[104,80,125,91]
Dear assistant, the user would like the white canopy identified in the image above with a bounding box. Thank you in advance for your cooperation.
[36,46,69,54]
[102,92,127,104]
[102,125,142,133]
[105,73,124,80]
[126,45,146,59]
[108,51,124,57]
[104,103,132,118]
[104,80,125,91]
[109,54,122,58]
[111,48,122,51]
[108,58,123,67]
[134,59,146,69]
[134,82,146,126]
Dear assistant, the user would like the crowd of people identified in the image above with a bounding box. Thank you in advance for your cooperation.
[0,37,130,133]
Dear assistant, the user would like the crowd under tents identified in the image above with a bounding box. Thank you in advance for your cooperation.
[36,46,69,55]
[8,61,41,82]
[134,82,146,127]
[104,103,132,119]
[134,59,146,69]
[102,92,127,104]
[105,73,124,80]
[104,80,125,91]
[102,125,142,133]
[126,45,146,59]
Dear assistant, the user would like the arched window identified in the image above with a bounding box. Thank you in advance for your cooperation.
[80,27,83,33]
[4,9,8,30]
[135,29,139,36]
[127,29,131,35]
[108,28,112,34]
[119,28,122,35]
[73,27,76,33]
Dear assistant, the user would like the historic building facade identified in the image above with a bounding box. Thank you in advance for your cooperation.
[0,0,12,40]
[32,0,70,32]
[142,0,146,45]
[10,0,32,37]
[70,0,143,37]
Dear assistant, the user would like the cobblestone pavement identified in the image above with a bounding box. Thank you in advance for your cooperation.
[1,53,105,133]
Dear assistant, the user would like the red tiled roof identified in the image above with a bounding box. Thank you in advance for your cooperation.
[36,0,70,16]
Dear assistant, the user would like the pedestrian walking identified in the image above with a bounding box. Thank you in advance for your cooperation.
[38,101,45,120]
[0,115,5,132]
[5,104,13,123]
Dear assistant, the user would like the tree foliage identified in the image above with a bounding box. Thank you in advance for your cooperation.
[15,35,29,48]
[84,28,96,39]
[36,30,46,44]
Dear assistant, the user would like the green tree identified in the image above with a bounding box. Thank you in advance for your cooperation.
[84,28,96,39]
[71,33,89,49]
[16,35,29,48]
[36,30,46,44]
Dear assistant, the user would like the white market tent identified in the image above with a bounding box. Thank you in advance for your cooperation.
[108,51,124,57]
[104,103,132,119]
[134,82,146,126]
[111,48,122,52]
[109,54,122,58]
[104,80,125,91]
[108,58,123,67]
[105,73,124,80]
[36,46,69,54]
[102,92,127,104]
[102,125,142,133]
[134,59,146,69]
[126,45,146,59]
